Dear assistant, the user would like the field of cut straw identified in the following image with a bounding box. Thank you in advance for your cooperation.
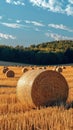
[0,65,73,130]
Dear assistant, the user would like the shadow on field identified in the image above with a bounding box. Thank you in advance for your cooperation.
[0,85,15,88]
[45,101,73,110]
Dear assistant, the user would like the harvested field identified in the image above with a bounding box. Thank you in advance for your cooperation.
[0,65,73,130]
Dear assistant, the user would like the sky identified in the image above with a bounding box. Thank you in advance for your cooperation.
[0,0,73,47]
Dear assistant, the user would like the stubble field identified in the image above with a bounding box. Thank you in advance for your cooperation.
[0,65,73,130]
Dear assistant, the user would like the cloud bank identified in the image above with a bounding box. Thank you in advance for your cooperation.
[29,0,73,16]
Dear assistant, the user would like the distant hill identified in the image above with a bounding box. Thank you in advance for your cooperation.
[0,40,73,65]
[28,40,73,52]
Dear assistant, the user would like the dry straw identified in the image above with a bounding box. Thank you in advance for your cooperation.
[6,70,15,77]
[2,66,9,74]
[16,70,69,107]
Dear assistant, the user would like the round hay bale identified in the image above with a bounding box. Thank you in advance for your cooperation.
[16,70,68,107]
[29,67,34,70]
[43,66,46,69]
[6,70,15,77]
[2,67,9,74]
[62,66,66,69]
[38,67,42,69]
[52,66,57,71]
[22,67,28,73]
[56,67,63,73]
[31,67,34,70]
[42,66,46,69]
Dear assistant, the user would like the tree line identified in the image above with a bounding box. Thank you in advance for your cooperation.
[0,40,73,65]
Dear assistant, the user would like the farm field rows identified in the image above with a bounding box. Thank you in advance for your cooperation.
[0,65,73,130]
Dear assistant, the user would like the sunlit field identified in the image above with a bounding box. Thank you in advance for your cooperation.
[0,65,73,130]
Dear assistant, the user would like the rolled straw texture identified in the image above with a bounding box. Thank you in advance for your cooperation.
[6,70,15,77]
[16,70,68,107]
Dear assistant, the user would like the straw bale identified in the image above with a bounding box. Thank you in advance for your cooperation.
[42,66,46,69]
[29,67,34,70]
[38,67,42,69]
[52,66,57,71]
[36,66,46,70]
[22,67,28,73]
[16,70,68,107]
[56,67,63,73]
[31,67,34,70]
[6,70,15,77]
[43,66,46,69]
[2,67,9,74]
[62,66,66,69]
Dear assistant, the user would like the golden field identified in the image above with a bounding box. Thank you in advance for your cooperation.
[0,65,73,130]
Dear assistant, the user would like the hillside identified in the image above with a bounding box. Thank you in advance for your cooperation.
[0,40,73,65]
[28,40,73,52]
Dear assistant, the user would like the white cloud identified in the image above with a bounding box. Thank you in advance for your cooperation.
[29,0,73,16]
[0,32,16,39]
[5,0,25,6]
[48,24,73,32]
[2,22,22,28]
[35,28,40,31]
[29,0,64,13]
[13,1,25,6]
[45,32,73,41]
[65,4,73,15]
[32,21,44,26]
[1,22,28,29]
[16,20,21,23]
[25,20,31,24]
[0,16,3,19]
[68,0,73,4]
[6,0,11,4]
[25,20,44,27]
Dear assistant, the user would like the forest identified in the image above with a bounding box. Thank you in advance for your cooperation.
[0,40,73,65]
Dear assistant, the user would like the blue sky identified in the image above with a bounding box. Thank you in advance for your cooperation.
[0,0,73,47]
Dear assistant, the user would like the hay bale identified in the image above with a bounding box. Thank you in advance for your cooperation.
[16,70,68,107]
[38,67,42,69]
[56,67,63,73]
[31,67,34,70]
[22,67,28,73]
[29,67,34,70]
[52,66,57,71]
[2,67,9,74]
[43,66,46,69]
[42,66,46,69]
[6,70,15,77]
[62,66,66,69]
